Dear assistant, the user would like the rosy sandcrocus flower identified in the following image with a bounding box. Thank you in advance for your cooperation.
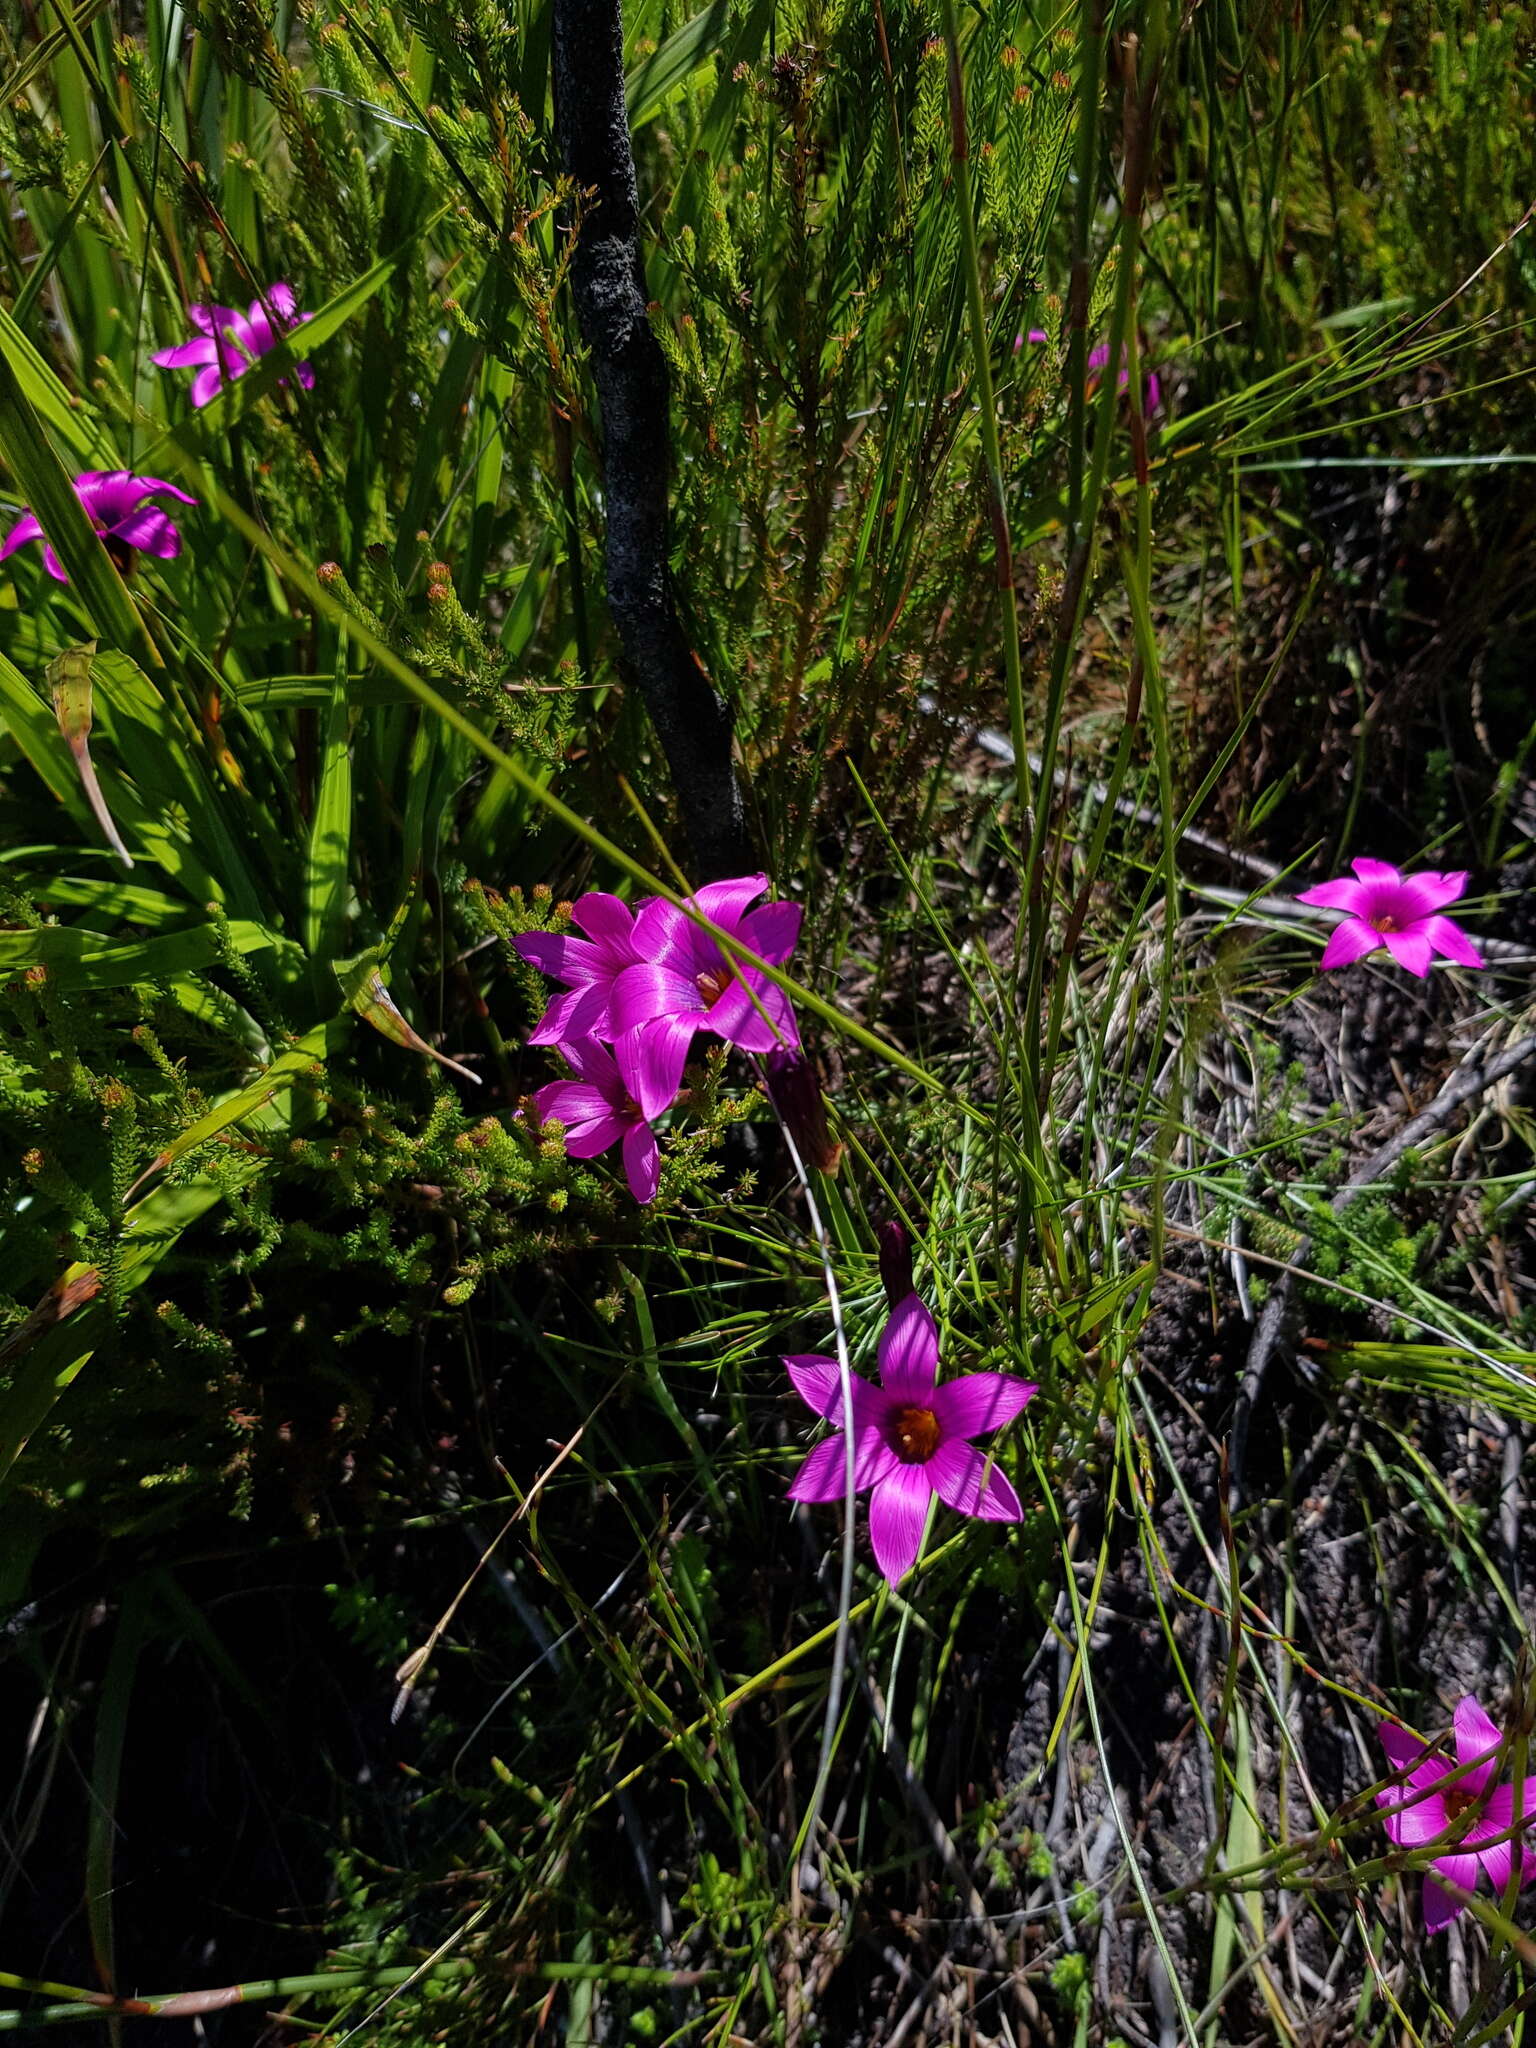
[530,1036,660,1203]
[784,1293,1037,1586]
[1018,328,1162,416]
[153,282,314,408]
[0,470,198,583]
[1376,1697,1535,1932]
[609,873,802,1119]
[1297,858,1483,977]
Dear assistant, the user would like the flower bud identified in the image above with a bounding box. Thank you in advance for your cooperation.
[877,1221,915,1307]
[764,1049,842,1175]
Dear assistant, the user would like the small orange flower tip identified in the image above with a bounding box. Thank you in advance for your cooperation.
[428,561,452,584]
[426,582,452,604]
[317,561,342,586]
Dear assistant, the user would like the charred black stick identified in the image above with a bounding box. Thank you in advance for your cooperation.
[552,0,749,881]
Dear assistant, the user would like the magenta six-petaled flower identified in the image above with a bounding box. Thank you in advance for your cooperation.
[514,873,802,1200]
[530,1036,659,1204]
[1017,328,1162,416]
[1376,1697,1535,1932]
[0,470,198,584]
[785,1293,1037,1586]
[153,281,314,408]
[1297,858,1483,977]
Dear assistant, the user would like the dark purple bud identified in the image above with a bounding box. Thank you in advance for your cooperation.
[764,1049,843,1175]
[878,1221,915,1307]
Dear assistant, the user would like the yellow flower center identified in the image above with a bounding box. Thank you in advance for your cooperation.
[889,1405,941,1464]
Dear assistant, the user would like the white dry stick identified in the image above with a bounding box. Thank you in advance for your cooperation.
[770,1094,860,1901]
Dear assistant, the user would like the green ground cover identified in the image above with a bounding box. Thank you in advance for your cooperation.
[2,0,1536,2039]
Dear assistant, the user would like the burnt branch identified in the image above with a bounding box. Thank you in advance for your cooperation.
[552,0,749,882]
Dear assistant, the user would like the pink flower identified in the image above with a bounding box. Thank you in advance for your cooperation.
[1296,858,1484,977]
[530,1036,659,1203]
[607,874,802,1118]
[1017,328,1162,415]
[1376,1697,1536,1932]
[153,282,314,407]
[784,1293,1037,1585]
[0,470,198,583]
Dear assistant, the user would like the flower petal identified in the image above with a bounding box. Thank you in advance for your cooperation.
[263,280,298,320]
[928,1440,1023,1522]
[632,896,691,958]
[0,512,43,561]
[555,1036,621,1091]
[528,984,608,1048]
[867,1463,935,1585]
[107,507,180,560]
[690,873,767,931]
[877,1294,940,1398]
[514,930,603,986]
[1479,1836,1521,1895]
[188,302,241,336]
[133,478,198,507]
[571,891,636,954]
[609,960,704,1038]
[788,1427,897,1502]
[1350,857,1403,886]
[707,974,800,1053]
[1381,928,1433,977]
[1423,915,1483,970]
[615,1014,696,1120]
[189,364,227,408]
[1296,878,1368,911]
[533,1082,621,1150]
[1318,918,1381,971]
[153,338,220,368]
[929,1371,1037,1441]
[784,1355,883,1429]
[1469,1781,1516,1842]
[1430,1849,1481,1901]
[1378,1772,1450,1847]
[622,1120,660,1203]
[40,544,67,582]
[738,899,803,966]
[1455,1696,1504,1772]
[1379,1721,1430,1773]
[1397,870,1468,917]
[1421,1875,1465,1933]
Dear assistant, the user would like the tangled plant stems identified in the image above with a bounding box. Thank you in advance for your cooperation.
[153,281,314,407]
[516,873,802,1196]
[1299,857,1484,976]
[0,471,197,583]
[785,1292,1036,1585]
[1377,1698,1536,1930]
